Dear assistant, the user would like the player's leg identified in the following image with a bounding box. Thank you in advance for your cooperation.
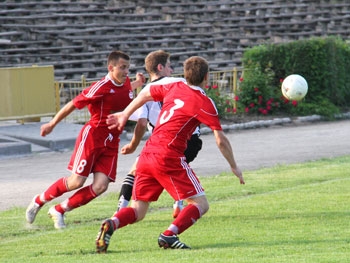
[45,131,93,228]
[49,147,116,229]
[117,158,138,211]
[172,134,203,218]
[49,171,111,229]
[159,157,206,249]
[26,176,71,224]
[56,172,108,208]
[172,200,184,218]
[164,195,209,236]
[47,173,88,229]
[160,195,208,249]
[26,171,87,226]
[96,156,162,253]
[96,200,149,253]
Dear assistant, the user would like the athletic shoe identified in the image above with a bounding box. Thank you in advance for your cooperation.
[172,200,184,218]
[96,219,115,253]
[26,195,42,224]
[48,206,66,229]
[158,233,191,249]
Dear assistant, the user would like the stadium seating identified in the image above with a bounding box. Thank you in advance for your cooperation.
[0,0,349,80]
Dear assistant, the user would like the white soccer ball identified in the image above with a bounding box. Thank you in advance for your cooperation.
[281,74,308,101]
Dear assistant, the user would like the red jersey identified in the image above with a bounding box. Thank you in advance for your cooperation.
[142,78,222,157]
[68,74,133,179]
[73,74,134,132]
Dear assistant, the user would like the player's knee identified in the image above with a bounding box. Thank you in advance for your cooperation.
[91,181,109,195]
[188,196,209,215]
[135,213,146,222]
[66,175,85,190]
[131,201,148,221]
[200,201,209,215]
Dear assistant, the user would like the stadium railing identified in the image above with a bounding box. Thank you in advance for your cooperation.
[55,67,243,124]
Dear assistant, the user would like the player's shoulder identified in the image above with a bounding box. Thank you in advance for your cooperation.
[84,76,110,94]
[191,89,218,114]
[90,75,108,86]
[152,76,186,85]
[188,85,206,95]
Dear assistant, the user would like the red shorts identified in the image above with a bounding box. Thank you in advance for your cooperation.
[133,152,205,202]
[67,125,119,181]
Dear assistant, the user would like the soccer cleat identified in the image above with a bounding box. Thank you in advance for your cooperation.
[172,200,184,218]
[48,206,66,229]
[26,195,42,224]
[96,219,115,253]
[158,233,191,249]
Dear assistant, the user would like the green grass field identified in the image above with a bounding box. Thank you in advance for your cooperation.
[1,156,349,263]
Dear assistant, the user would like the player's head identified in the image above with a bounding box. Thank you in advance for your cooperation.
[183,56,209,86]
[107,50,130,66]
[107,50,131,84]
[145,50,173,78]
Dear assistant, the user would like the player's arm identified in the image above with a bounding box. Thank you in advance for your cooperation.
[40,100,76,137]
[131,72,146,91]
[121,117,148,154]
[213,129,245,184]
[107,85,153,130]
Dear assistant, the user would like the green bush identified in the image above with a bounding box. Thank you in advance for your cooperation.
[238,37,350,117]
[205,84,235,117]
[237,64,286,115]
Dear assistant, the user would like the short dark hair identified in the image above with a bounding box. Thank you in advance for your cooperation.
[107,50,130,66]
[183,56,209,86]
[144,50,170,75]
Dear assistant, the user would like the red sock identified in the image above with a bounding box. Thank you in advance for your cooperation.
[54,204,65,215]
[163,204,201,236]
[57,185,97,213]
[36,177,68,206]
[112,207,137,229]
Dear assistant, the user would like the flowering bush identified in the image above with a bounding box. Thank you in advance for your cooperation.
[236,67,299,115]
[204,84,235,117]
[204,66,304,119]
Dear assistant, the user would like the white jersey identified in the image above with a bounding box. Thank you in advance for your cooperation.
[128,101,160,129]
[139,101,162,132]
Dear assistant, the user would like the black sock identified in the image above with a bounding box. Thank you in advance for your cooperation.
[117,174,135,210]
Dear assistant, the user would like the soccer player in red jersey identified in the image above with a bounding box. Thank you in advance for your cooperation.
[25,51,145,229]
[116,50,203,218]
[96,56,244,252]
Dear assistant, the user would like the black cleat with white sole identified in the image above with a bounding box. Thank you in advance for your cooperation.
[158,233,191,249]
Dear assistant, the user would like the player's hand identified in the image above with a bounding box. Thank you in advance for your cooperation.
[135,72,146,85]
[40,122,54,137]
[231,166,245,184]
[106,112,127,131]
[120,143,136,155]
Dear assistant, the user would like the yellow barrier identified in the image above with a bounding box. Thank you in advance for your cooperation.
[0,66,55,122]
